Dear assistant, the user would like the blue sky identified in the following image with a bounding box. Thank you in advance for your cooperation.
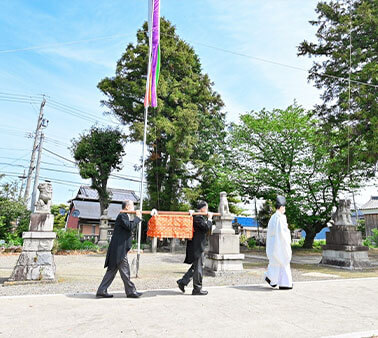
[0,0,375,206]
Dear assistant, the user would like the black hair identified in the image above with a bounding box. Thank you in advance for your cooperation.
[196,200,208,210]
[122,200,132,209]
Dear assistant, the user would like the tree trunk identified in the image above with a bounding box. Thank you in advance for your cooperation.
[303,229,316,249]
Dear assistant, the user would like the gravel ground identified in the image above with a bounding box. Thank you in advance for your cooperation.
[1,252,378,297]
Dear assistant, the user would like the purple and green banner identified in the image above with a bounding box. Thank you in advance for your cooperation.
[144,0,160,108]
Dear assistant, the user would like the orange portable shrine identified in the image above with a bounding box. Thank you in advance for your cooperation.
[147,215,193,240]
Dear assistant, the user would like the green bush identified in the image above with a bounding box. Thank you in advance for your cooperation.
[247,237,256,249]
[364,228,378,248]
[291,238,305,248]
[313,239,326,250]
[4,232,23,247]
[80,240,99,250]
[56,229,82,250]
[56,229,100,251]
[239,234,248,246]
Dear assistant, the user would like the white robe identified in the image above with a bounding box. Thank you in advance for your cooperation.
[265,211,293,287]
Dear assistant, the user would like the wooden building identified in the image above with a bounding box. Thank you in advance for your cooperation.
[66,186,139,242]
[360,196,378,237]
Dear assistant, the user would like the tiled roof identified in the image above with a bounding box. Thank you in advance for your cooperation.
[360,196,378,210]
[75,186,139,203]
[72,200,124,220]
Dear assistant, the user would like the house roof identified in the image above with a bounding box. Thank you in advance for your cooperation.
[73,186,139,203]
[233,216,258,227]
[360,196,378,210]
[72,200,124,221]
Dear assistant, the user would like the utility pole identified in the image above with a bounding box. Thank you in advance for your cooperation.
[30,119,48,213]
[24,97,46,205]
[18,169,27,200]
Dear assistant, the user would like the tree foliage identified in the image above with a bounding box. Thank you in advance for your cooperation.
[229,103,370,247]
[71,126,125,215]
[257,200,275,229]
[0,176,30,240]
[298,0,378,165]
[51,204,69,231]
[98,18,226,211]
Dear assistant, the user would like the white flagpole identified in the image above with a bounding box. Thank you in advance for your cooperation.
[136,105,148,278]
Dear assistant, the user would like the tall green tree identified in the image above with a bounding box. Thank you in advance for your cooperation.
[0,176,30,239]
[98,18,225,211]
[229,103,370,248]
[71,126,125,215]
[298,0,378,165]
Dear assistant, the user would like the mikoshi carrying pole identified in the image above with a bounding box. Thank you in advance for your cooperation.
[136,0,160,277]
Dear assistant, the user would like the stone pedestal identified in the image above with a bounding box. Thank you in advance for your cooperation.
[98,211,110,247]
[9,182,56,282]
[320,199,371,270]
[205,192,244,276]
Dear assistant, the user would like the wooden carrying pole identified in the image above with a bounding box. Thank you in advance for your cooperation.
[122,210,221,216]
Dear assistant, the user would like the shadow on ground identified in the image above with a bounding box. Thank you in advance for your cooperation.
[0,277,9,285]
[231,285,273,292]
[66,289,182,300]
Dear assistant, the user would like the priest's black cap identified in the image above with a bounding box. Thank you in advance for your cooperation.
[276,195,286,208]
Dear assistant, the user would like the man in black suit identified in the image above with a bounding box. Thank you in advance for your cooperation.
[96,200,142,298]
[177,201,213,295]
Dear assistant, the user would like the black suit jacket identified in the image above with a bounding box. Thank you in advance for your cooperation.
[104,213,141,269]
[184,215,213,264]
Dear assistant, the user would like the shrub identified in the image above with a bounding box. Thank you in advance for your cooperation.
[248,237,256,249]
[80,240,99,250]
[364,229,378,248]
[239,234,248,246]
[56,229,82,250]
[312,239,326,250]
[292,238,305,248]
[56,230,100,251]
[4,232,23,247]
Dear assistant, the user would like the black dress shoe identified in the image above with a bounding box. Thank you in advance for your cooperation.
[279,286,293,290]
[127,293,141,299]
[177,280,185,293]
[136,292,143,297]
[265,277,277,288]
[192,289,208,296]
[96,292,113,298]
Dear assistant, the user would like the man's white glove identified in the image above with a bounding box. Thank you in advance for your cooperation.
[207,212,213,221]
[150,208,158,216]
[189,210,194,216]
[211,225,217,233]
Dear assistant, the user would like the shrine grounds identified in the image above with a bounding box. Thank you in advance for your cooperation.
[1,251,378,337]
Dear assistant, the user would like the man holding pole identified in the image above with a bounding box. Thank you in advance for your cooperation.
[96,200,143,298]
[177,201,213,296]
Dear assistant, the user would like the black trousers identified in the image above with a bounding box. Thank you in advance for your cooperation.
[179,253,203,291]
[97,254,137,296]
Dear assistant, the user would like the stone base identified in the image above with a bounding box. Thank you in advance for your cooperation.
[205,253,245,276]
[320,249,371,270]
[22,231,56,251]
[9,251,56,281]
[208,233,240,254]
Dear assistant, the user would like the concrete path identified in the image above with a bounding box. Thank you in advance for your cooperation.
[1,278,377,338]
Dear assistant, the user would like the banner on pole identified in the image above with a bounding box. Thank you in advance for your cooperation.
[144,0,160,108]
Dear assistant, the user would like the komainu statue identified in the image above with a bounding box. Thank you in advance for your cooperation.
[35,182,53,213]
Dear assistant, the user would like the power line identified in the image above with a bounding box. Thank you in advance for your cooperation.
[0,33,132,54]
[0,31,376,89]
[43,147,141,182]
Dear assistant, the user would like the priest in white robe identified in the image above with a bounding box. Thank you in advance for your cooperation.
[265,195,293,290]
